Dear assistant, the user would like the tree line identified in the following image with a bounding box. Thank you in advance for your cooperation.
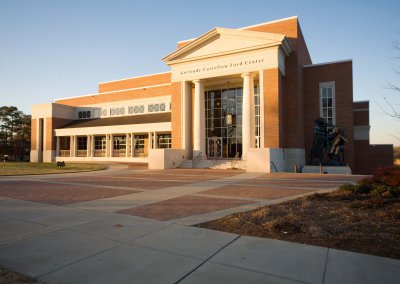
[0,106,31,161]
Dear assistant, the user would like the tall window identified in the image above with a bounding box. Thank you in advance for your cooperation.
[76,137,87,157]
[94,136,106,157]
[113,136,126,157]
[158,134,172,149]
[254,85,261,148]
[133,135,146,157]
[320,82,336,124]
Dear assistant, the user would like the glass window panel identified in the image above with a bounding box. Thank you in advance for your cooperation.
[213,109,222,118]
[327,88,332,97]
[221,128,227,137]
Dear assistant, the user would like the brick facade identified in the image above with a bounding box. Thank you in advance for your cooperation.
[31,16,393,173]
[303,61,355,168]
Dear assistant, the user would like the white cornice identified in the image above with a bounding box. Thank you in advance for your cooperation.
[176,16,299,45]
[163,28,291,64]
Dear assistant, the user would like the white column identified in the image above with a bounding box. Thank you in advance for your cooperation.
[110,134,114,157]
[126,133,130,158]
[69,136,73,157]
[73,135,78,157]
[131,133,134,157]
[153,132,157,149]
[148,132,152,152]
[91,135,95,157]
[193,79,205,156]
[86,135,90,157]
[241,72,255,159]
[55,136,60,157]
[105,135,109,157]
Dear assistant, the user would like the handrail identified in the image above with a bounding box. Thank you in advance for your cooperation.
[270,161,278,172]
[192,152,204,168]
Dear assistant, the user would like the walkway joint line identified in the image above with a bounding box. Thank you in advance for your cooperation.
[174,235,241,284]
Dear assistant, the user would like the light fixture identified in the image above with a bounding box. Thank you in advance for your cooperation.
[226,112,232,127]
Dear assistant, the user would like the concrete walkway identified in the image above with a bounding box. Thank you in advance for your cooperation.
[0,167,399,283]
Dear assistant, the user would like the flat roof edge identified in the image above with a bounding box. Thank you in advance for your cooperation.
[239,16,298,30]
[303,59,352,68]
[98,71,171,85]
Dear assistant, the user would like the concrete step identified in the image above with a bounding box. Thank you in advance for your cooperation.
[179,160,193,168]
[194,160,212,168]
[210,159,247,170]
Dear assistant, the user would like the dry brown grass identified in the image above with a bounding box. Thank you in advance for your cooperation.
[0,162,106,176]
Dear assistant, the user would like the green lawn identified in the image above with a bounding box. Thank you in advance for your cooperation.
[0,162,107,176]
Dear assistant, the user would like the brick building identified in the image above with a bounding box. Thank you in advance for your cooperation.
[30,16,393,174]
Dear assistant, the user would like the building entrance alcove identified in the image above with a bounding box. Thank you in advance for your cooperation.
[204,80,260,159]
[207,137,222,158]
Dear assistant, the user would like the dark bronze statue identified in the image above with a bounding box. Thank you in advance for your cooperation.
[309,117,348,165]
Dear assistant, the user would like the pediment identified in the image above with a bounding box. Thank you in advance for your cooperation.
[163,28,291,64]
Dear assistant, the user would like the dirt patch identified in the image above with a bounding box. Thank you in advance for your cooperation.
[0,266,43,284]
[198,190,400,259]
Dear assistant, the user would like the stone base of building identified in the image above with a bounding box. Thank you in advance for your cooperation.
[148,149,186,169]
[246,148,305,173]
[302,165,352,174]
[55,156,148,163]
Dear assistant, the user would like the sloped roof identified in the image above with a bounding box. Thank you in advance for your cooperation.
[163,27,291,64]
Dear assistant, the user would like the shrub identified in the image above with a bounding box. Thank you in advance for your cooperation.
[339,183,372,194]
[371,184,400,198]
[370,167,400,188]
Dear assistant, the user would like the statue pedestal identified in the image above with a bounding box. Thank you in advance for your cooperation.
[302,165,352,174]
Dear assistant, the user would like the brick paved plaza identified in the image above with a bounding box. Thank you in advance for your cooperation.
[1,165,399,284]
[0,165,362,222]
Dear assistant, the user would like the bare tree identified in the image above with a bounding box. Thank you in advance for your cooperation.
[378,37,400,142]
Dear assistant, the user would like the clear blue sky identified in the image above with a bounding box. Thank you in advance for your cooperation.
[0,0,399,145]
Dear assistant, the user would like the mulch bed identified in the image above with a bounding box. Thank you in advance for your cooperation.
[197,190,400,259]
[0,266,43,284]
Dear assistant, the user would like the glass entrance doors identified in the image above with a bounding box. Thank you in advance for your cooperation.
[207,137,222,158]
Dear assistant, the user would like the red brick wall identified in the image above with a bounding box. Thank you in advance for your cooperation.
[303,61,354,168]
[353,101,369,126]
[264,68,283,148]
[170,82,182,149]
[353,141,393,174]
[98,72,171,93]
[55,84,174,107]
[31,118,37,151]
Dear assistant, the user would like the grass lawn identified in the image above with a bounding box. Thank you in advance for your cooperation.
[198,167,400,259]
[0,162,107,176]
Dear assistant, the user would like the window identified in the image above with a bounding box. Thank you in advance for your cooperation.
[77,137,87,150]
[77,136,87,157]
[254,85,260,148]
[133,135,146,157]
[78,110,91,119]
[113,136,126,157]
[94,136,106,157]
[158,134,171,149]
[320,82,336,124]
